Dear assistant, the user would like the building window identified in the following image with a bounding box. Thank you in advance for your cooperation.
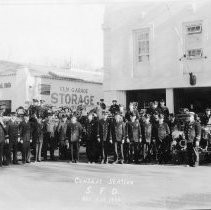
[134,28,150,62]
[39,84,51,95]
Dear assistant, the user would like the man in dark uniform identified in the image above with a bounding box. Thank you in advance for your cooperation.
[43,112,58,161]
[7,112,20,164]
[147,101,160,116]
[29,99,39,118]
[99,99,106,110]
[38,100,48,119]
[152,114,170,164]
[85,112,99,163]
[159,99,169,121]
[141,114,152,162]
[110,112,125,164]
[97,111,111,164]
[0,116,6,167]
[201,108,211,126]
[57,114,69,160]
[200,108,211,149]
[168,113,180,135]
[184,112,201,167]
[19,114,32,164]
[126,113,142,164]
[125,102,140,122]
[66,115,83,163]
[109,100,120,116]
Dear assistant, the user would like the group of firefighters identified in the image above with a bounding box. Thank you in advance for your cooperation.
[0,98,211,168]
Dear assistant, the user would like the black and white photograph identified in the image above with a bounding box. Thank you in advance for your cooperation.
[0,0,211,209]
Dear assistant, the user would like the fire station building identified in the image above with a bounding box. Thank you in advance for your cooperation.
[103,0,211,113]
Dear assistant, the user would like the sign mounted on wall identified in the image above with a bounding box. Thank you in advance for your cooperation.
[0,82,11,88]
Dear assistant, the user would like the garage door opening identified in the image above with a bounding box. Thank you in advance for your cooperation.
[126,89,166,109]
[174,87,211,114]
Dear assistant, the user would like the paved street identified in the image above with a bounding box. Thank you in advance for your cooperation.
[1,161,211,210]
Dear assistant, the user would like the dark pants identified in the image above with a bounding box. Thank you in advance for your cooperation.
[35,142,43,161]
[9,141,18,164]
[22,141,31,163]
[114,141,124,162]
[0,142,4,166]
[186,142,199,167]
[3,143,10,165]
[70,141,80,162]
[143,142,151,161]
[100,141,109,163]
[59,141,68,160]
[130,142,140,163]
[157,139,171,164]
[123,142,130,163]
[43,133,56,160]
[86,141,95,163]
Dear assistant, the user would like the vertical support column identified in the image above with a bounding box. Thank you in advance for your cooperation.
[166,88,174,113]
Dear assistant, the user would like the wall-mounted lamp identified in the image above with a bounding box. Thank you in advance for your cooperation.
[189,72,196,86]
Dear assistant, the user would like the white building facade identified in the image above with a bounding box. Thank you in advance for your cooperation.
[103,1,211,113]
[0,61,103,112]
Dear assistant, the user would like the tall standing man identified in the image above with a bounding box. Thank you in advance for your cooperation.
[19,114,32,164]
[7,112,20,164]
[66,115,83,163]
[110,112,125,164]
[184,112,201,167]
[97,111,111,164]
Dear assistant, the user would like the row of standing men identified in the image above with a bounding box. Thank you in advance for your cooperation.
[1,98,207,167]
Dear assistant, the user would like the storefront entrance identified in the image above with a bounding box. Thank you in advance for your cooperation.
[174,87,211,114]
[126,89,166,109]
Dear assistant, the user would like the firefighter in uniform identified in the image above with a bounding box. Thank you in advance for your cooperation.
[66,115,83,163]
[57,114,69,160]
[159,99,169,121]
[184,112,201,167]
[125,102,140,122]
[43,113,58,161]
[147,101,160,116]
[109,100,120,116]
[110,112,125,164]
[19,114,32,164]
[0,116,7,166]
[85,112,99,163]
[34,117,44,162]
[126,113,142,164]
[152,114,170,164]
[7,112,20,164]
[141,114,152,162]
[200,108,211,149]
[97,111,111,164]
[201,108,211,126]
